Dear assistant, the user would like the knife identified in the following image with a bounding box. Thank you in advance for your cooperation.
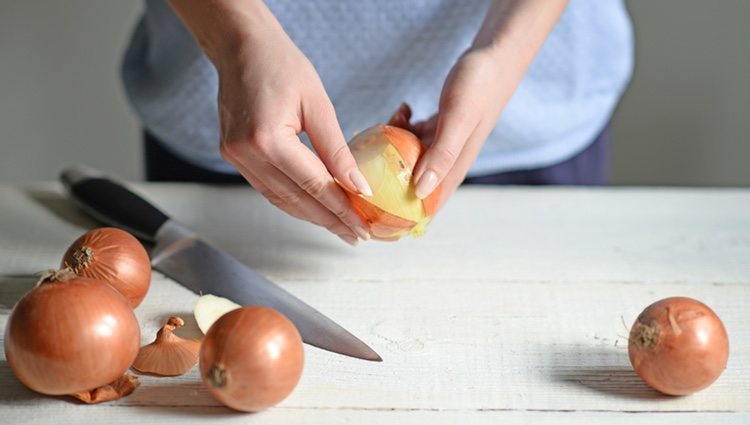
[60,165,381,362]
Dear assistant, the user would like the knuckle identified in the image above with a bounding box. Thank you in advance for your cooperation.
[298,175,330,199]
[247,125,277,152]
[219,138,243,161]
[276,189,304,207]
[329,143,353,167]
[431,145,460,169]
[220,125,277,161]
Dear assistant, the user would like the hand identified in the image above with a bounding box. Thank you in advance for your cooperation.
[169,1,372,245]
[411,47,510,208]
[406,0,569,210]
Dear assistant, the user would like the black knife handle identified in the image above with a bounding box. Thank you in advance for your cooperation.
[61,166,169,242]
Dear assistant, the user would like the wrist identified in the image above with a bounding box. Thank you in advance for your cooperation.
[167,0,283,67]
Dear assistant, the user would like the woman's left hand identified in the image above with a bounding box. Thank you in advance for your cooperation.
[408,47,510,209]
[402,0,569,210]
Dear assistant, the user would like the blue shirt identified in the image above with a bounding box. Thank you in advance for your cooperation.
[122,0,633,176]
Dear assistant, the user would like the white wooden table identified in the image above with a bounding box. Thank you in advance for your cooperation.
[1,182,748,424]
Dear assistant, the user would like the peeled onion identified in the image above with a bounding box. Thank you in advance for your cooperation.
[199,306,304,412]
[62,227,151,308]
[4,270,141,396]
[194,294,241,334]
[343,124,440,241]
[628,296,729,395]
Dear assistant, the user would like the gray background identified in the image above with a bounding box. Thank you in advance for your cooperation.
[1,1,748,185]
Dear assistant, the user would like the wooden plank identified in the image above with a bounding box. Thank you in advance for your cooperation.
[0,405,747,425]
[0,183,748,423]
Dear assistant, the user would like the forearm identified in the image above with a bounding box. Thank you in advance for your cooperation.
[166,0,282,66]
[472,0,568,103]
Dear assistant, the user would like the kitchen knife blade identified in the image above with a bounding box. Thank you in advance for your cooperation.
[60,165,381,362]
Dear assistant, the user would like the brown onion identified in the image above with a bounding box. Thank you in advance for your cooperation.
[199,306,304,412]
[628,296,729,395]
[4,270,141,396]
[341,123,440,241]
[62,227,151,308]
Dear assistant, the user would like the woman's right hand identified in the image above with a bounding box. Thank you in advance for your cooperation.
[168,0,372,245]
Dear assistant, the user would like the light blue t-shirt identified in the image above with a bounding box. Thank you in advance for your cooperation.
[122,0,633,176]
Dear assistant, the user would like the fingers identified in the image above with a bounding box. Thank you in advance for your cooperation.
[387,103,414,132]
[267,133,372,241]
[302,96,373,198]
[228,156,363,246]
[411,115,438,146]
[221,129,370,243]
[413,95,479,200]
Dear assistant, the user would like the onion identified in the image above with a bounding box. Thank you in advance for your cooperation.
[62,227,151,308]
[4,269,141,396]
[628,296,729,395]
[342,124,440,241]
[199,306,304,412]
[194,294,241,334]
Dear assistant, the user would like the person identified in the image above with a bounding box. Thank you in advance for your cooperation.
[121,0,633,245]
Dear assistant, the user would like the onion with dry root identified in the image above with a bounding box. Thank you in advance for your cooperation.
[132,316,201,376]
[3,269,141,400]
[628,296,729,395]
[341,121,440,241]
[62,227,151,308]
[200,306,304,412]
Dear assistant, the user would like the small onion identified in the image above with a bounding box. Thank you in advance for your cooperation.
[199,306,304,412]
[4,270,141,396]
[628,296,729,395]
[342,124,440,241]
[62,227,151,308]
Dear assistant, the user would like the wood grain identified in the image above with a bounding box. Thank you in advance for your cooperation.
[1,183,748,424]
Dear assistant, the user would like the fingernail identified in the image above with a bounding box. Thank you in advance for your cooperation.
[338,234,359,246]
[415,170,438,199]
[353,225,371,241]
[349,169,373,197]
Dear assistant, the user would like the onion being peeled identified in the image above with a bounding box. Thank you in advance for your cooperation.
[342,124,440,241]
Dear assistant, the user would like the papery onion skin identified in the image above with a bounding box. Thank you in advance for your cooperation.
[628,296,729,396]
[199,306,304,412]
[132,316,201,377]
[344,124,441,241]
[4,272,141,395]
[62,227,151,308]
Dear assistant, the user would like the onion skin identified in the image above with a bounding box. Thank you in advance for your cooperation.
[628,297,729,395]
[4,272,141,395]
[344,124,441,241]
[199,306,304,412]
[62,227,151,308]
[132,316,201,377]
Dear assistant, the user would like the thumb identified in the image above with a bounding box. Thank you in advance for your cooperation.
[413,97,477,199]
[303,96,373,197]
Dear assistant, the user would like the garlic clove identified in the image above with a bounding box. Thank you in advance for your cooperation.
[194,294,241,334]
[132,316,200,376]
[70,374,140,404]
